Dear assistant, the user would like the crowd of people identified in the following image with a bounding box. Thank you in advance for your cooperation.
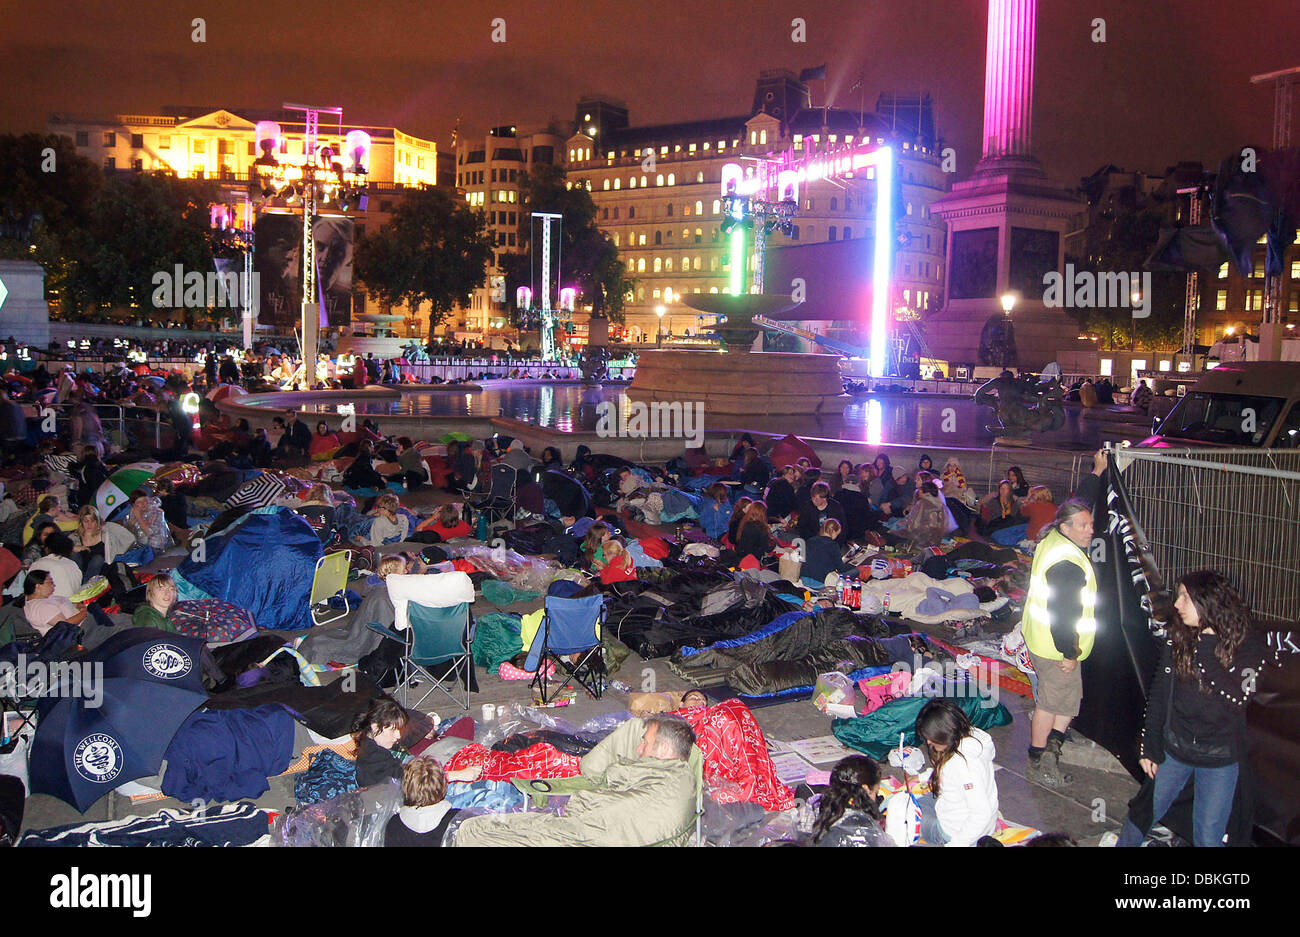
[0,345,1271,849]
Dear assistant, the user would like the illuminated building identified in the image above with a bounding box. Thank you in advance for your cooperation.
[564,72,948,343]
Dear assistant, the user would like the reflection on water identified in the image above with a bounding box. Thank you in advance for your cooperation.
[282,381,1107,450]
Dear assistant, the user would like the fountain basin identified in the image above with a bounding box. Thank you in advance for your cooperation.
[627,348,847,415]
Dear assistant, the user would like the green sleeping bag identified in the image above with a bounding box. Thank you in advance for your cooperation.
[832,694,1013,759]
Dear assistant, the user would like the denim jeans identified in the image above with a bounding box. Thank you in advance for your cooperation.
[916,792,950,846]
[1117,753,1239,847]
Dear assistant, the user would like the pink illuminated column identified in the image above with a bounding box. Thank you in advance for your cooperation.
[981,0,1037,160]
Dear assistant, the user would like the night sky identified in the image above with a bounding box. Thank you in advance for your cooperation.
[2,0,1295,183]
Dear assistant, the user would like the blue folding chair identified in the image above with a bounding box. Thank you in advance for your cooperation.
[525,593,607,703]
[374,601,476,712]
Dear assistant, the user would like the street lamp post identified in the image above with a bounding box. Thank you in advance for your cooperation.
[655,305,666,348]
[999,292,1017,369]
[251,105,369,386]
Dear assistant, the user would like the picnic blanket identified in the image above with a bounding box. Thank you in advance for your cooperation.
[19,802,270,847]
[169,598,258,643]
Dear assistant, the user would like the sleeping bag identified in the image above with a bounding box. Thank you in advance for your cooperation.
[832,694,1012,759]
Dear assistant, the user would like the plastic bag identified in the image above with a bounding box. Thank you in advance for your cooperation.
[271,778,401,847]
[812,671,856,718]
[452,545,564,594]
[883,790,922,846]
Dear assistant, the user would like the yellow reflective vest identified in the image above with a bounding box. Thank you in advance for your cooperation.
[1022,528,1097,662]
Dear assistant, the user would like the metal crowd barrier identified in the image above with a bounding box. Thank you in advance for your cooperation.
[1110,446,1300,625]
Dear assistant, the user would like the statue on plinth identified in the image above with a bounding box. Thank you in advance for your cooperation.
[975,370,1066,441]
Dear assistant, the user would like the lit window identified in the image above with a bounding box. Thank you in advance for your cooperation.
[695,200,703,215]
[637,258,646,272]
[641,176,647,187]
[694,256,702,271]
[694,228,702,244]
[702,142,710,150]
[628,176,636,188]
[712,199,720,215]
[1219,262,1229,279]
[667,173,675,185]
[660,145,668,155]
[603,179,610,190]
[653,288,661,299]
[666,258,674,271]
[759,129,767,144]
[613,233,620,246]
[656,174,664,186]
[638,234,646,246]
[689,143,696,152]
[906,203,914,215]
[654,257,662,272]
[710,286,719,293]
[613,178,620,189]
[750,131,757,145]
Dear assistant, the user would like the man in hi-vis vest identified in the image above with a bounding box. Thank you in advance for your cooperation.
[1021,500,1097,787]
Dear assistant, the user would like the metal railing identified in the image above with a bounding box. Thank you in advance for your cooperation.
[1111,446,1300,624]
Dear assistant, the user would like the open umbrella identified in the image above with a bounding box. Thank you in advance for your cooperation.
[27,629,209,812]
[206,383,247,403]
[96,461,161,520]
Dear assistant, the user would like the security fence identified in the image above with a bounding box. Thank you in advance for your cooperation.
[1111,446,1300,625]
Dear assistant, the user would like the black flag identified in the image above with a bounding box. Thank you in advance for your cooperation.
[1074,459,1159,781]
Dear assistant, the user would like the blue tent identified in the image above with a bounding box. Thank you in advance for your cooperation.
[173,508,324,631]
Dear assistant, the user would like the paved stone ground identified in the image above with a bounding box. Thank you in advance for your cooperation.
[16,481,1139,843]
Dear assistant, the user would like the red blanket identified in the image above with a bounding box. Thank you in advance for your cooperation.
[677,698,795,811]
[446,742,580,780]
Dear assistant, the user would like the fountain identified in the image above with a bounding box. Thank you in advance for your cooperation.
[336,312,411,359]
[626,293,848,415]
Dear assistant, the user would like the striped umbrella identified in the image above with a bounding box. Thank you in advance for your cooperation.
[96,462,161,520]
[223,473,288,511]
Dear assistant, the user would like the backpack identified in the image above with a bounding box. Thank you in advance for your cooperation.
[357,637,403,689]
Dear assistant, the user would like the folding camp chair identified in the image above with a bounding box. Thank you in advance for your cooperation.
[371,572,478,711]
[309,550,351,627]
[468,463,518,530]
[525,593,607,703]
[363,600,473,711]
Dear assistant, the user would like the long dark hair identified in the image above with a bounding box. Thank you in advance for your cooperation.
[916,699,976,798]
[812,755,882,843]
[1171,570,1252,686]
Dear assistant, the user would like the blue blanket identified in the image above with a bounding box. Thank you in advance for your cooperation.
[162,705,295,804]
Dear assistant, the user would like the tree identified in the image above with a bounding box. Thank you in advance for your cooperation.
[0,134,103,309]
[500,164,634,324]
[60,171,218,320]
[353,186,494,332]
[1067,206,1184,350]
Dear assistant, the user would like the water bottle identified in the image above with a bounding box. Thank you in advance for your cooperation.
[883,592,891,613]
[476,511,489,541]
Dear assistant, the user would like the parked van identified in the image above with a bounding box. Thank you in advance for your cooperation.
[1140,361,1300,448]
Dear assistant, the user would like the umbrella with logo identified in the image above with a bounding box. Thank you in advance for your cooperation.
[27,629,209,812]
[95,461,161,521]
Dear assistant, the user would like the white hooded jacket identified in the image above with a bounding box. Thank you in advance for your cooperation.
[933,727,998,846]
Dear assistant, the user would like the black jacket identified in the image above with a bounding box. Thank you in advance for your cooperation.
[764,478,798,520]
[797,498,846,543]
[1140,633,1271,768]
[354,735,404,788]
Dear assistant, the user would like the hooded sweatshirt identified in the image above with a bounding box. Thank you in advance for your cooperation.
[933,727,998,847]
